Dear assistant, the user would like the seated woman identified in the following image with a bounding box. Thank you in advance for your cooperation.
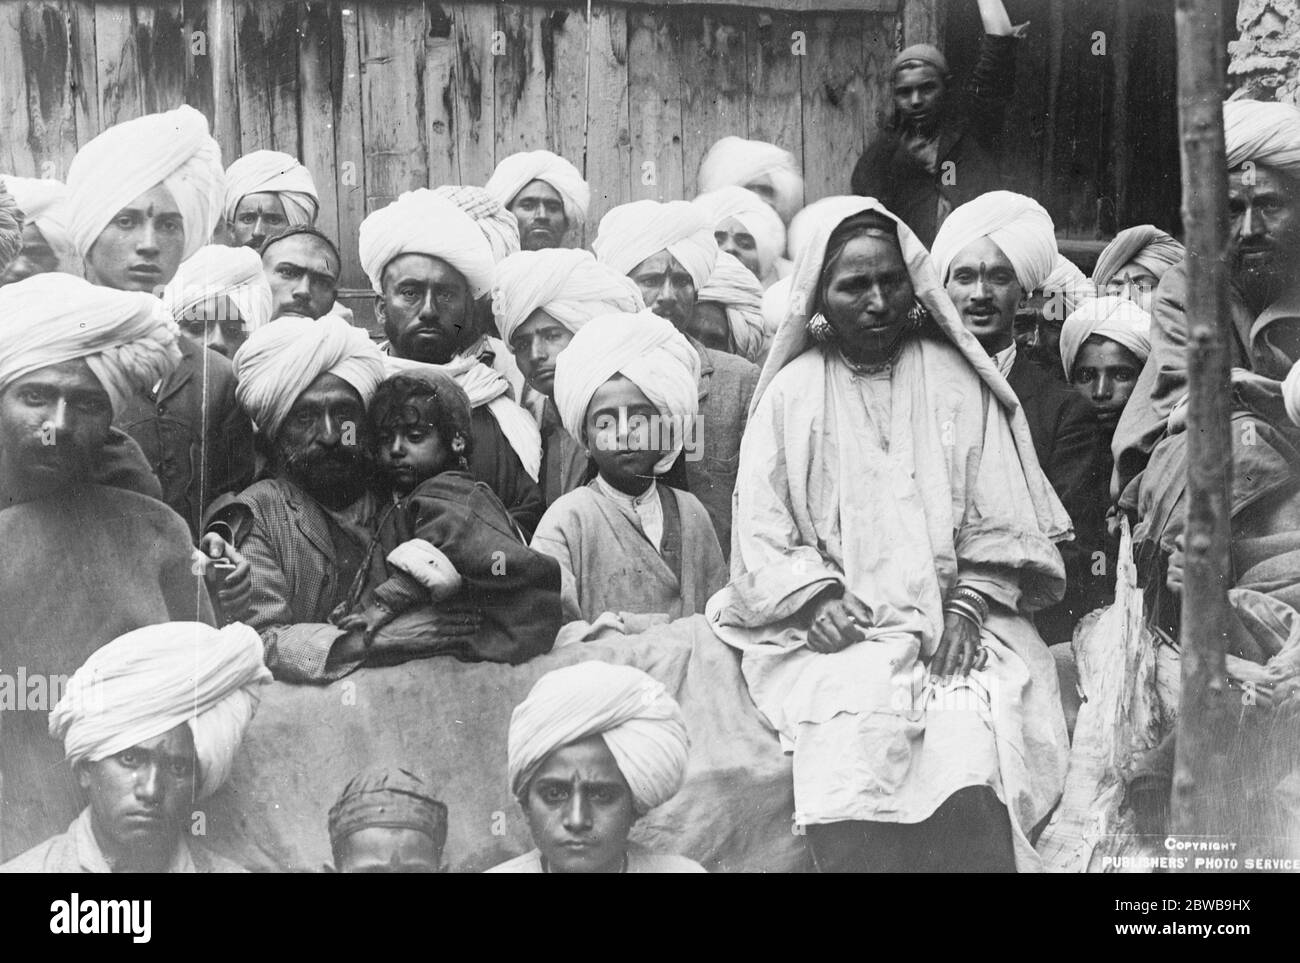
[1058,295,1151,618]
[530,311,727,628]
[487,661,704,873]
[707,197,1072,873]
[332,372,562,665]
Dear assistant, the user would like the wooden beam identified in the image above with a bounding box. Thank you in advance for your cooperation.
[1170,0,1236,854]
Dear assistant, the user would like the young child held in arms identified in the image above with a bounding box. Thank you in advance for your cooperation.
[332,372,561,664]
[531,311,726,628]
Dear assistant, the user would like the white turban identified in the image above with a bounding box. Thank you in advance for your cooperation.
[485,150,591,225]
[1284,359,1300,428]
[553,310,700,475]
[787,196,871,265]
[432,184,520,265]
[1,175,77,273]
[593,200,718,290]
[222,150,320,227]
[1224,98,1300,180]
[163,245,273,333]
[697,136,804,225]
[1091,225,1185,289]
[0,272,180,417]
[1059,295,1152,380]
[760,275,792,342]
[693,186,788,286]
[359,189,496,297]
[1040,254,1095,323]
[931,191,1058,292]
[66,105,223,262]
[232,314,385,438]
[507,661,689,815]
[697,249,768,363]
[491,248,643,345]
[50,622,271,800]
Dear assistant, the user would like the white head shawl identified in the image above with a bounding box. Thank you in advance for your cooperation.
[49,622,271,800]
[697,136,804,225]
[0,175,78,274]
[66,105,223,263]
[485,150,591,226]
[1058,295,1152,379]
[491,248,644,345]
[553,310,701,475]
[431,184,521,265]
[359,189,496,297]
[1091,225,1185,289]
[593,200,718,289]
[1224,98,1300,179]
[693,186,788,286]
[0,273,180,417]
[232,314,385,438]
[930,191,1058,292]
[507,661,689,815]
[757,195,1070,540]
[697,249,768,363]
[163,245,273,333]
[222,150,320,227]
[787,196,872,265]
[1284,359,1300,428]
[1039,254,1095,323]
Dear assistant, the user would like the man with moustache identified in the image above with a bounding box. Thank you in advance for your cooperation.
[261,226,344,322]
[486,150,591,251]
[229,315,483,682]
[360,189,544,537]
[222,150,320,249]
[1115,99,1300,589]
[932,191,1097,641]
[593,199,759,556]
[66,106,255,537]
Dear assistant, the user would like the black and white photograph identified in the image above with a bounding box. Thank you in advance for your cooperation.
[0,0,1290,934]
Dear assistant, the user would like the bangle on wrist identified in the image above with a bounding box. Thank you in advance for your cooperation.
[950,586,990,622]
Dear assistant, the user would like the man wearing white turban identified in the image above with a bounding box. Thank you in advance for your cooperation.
[361,189,545,537]
[493,249,644,505]
[488,661,704,873]
[692,250,769,364]
[1091,224,1185,312]
[0,275,219,859]
[594,200,759,556]
[531,311,726,626]
[693,185,790,289]
[1115,99,1300,593]
[486,149,590,251]
[163,245,273,359]
[67,105,223,292]
[850,0,1021,247]
[934,193,1096,643]
[223,149,320,249]
[697,136,804,226]
[0,175,79,284]
[1,622,269,873]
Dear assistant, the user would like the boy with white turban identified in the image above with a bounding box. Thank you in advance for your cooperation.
[163,244,273,359]
[0,275,222,858]
[531,311,726,626]
[492,249,644,505]
[934,191,1098,642]
[360,189,545,537]
[1,622,270,873]
[594,200,759,555]
[487,661,703,873]
[486,149,590,250]
[0,175,78,284]
[697,136,803,226]
[223,149,320,249]
[693,185,790,289]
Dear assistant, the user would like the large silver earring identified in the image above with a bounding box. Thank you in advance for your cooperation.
[906,299,930,330]
[807,313,835,343]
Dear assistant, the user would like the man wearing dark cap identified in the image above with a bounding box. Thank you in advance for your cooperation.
[328,768,448,873]
[850,0,1024,247]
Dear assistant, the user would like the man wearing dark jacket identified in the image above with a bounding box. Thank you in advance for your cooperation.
[851,0,1022,248]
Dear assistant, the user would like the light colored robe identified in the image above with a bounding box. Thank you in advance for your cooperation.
[532,482,726,625]
[707,339,1071,872]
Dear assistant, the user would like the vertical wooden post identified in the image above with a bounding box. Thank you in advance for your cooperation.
[1171,0,1236,852]
[901,0,945,49]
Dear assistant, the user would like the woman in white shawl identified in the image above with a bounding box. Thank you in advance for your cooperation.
[706,197,1071,873]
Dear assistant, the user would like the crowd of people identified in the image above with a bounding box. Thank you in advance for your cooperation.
[1,0,1298,873]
